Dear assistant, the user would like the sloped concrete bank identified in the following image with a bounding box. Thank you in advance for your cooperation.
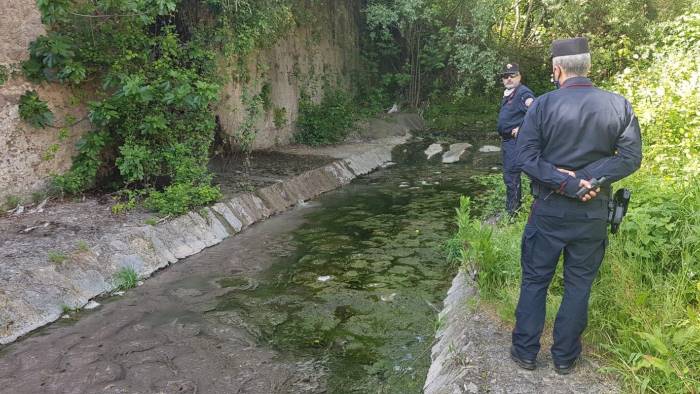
[423,271,619,393]
[0,135,408,345]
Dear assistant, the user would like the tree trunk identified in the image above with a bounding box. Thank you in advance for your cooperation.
[512,0,521,41]
[521,0,535,45]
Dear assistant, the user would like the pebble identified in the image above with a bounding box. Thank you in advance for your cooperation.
[478,145,501,153]
[380,293,397,302]
[465,382,478,393]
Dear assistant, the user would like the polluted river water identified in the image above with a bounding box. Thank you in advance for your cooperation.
[0,139,501,393]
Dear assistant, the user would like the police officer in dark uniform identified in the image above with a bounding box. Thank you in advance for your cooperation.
[497,63,535,216]
[510,37,642,374]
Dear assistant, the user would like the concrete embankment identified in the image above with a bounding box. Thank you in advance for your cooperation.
[0,134,409,345]
[423,271,619,393]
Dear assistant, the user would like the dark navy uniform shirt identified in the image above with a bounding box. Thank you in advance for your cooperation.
[497,84,535,140]
[516,77,643,197]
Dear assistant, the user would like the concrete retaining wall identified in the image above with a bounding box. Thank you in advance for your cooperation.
[0,138,405,345]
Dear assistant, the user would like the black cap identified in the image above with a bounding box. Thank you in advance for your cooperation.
[551,37,589,57]
[500,63,520,75]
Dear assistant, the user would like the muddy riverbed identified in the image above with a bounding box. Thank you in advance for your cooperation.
[0,140,501,393]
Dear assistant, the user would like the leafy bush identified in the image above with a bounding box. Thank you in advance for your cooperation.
[18,90,53,128]
[295,89,356,146]
[27,0,298,215]
[145,183,222,216]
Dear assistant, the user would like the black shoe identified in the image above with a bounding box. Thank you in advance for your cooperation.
[510,346,536,370]
[554,358,577,375]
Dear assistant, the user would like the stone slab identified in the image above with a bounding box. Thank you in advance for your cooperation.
[442,143,473,164]
[425,143,444,159]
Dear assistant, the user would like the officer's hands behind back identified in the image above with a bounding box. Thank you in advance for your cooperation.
[556,168,600,202]
[576,179,599,202]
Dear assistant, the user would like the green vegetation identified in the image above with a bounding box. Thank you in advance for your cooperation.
[75,240,89,253]
[26,0,299,214]
[4,195,21,210]
[115,267,138,291]
[18,90,53,128]
[273,107,287,129]
[48,251,68,264]
[361,0,697,130]
[31,191,47,204]
[295,89,357,146]
[0,65,8,85]
[61,304,77,314]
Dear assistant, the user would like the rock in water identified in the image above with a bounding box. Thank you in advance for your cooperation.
[424,143,443,159]
[441,143,473,163]
[84,301,100,310]
[478,145,501,153]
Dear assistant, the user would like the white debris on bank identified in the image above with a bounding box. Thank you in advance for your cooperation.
[442,143,473,163]
[424,143,444,159]
[478,145,501,153]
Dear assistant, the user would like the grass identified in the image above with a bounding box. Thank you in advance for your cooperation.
[4,195,20,210]
[75,240,89,252]
[115,267,138,291]
[452,175,700,393]
[48,250,68,264]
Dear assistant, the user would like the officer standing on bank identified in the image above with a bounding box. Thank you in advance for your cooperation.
[510,37,642,374]
[497,63,535,216]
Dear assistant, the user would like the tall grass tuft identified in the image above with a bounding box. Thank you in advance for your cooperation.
[115,267,138,291]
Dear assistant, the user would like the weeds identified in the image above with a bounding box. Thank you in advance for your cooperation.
[115,267,138,291]
[48,251,68,264]
[4,195,21,210]
[61,304,77,314]
[295,89,356,146]
[273,106,287,129]
[75,240,89,252]
[18,90,53,128]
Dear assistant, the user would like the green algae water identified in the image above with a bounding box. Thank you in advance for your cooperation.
[214,144,497,393]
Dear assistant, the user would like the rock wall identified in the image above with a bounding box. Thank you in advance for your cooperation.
[216,0,362,150]
[0,0,363,203]
[0,0,91,205]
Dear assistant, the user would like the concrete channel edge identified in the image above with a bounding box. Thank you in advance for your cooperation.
[0,142,400,345]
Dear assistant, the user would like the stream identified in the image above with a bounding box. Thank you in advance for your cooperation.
[0,139,500,394]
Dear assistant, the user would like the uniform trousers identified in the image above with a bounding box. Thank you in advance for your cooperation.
[501,139,522,214]
[511,195,608,363]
